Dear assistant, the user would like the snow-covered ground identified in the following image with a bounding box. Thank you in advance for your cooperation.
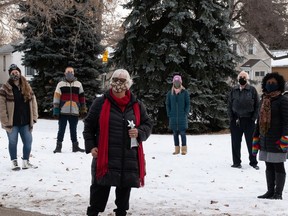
[0,119,287,216]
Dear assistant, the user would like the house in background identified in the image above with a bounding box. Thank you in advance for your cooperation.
[0,42,35,86]
[231,27,271,92]
[271,50,288,81]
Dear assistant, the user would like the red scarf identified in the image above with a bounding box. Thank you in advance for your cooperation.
[96,92,146,187]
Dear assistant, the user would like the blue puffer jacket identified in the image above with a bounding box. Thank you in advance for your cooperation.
[166,89,190,131]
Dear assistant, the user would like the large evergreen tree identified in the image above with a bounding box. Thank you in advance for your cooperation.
[15,3,104,115]
[112,0,238,133]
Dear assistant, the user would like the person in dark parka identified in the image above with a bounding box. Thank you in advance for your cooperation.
[253,72,288,200]
[83,69,153,216]
[166,75,190,155]
[228,71,260,169]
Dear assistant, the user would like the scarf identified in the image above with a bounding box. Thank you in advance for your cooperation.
[259,90,281,135]
[96,92,146,187]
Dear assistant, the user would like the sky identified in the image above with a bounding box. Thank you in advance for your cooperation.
[0,119,287,216]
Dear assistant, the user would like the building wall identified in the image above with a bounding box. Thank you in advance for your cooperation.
[0,51,25,85]
[272,67,288,81]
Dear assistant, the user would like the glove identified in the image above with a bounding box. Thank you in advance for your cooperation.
[53,107,60,119]
[276,136,288,153]
[252,137,260,156]
[79,106,87,118]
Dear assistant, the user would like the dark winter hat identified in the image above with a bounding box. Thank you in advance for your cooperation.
[8,64,21,74]
[173,75,182,83]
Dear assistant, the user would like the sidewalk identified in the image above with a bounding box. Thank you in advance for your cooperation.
[0,207,50,216]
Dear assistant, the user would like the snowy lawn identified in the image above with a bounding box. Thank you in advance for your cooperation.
[0,119,286,216]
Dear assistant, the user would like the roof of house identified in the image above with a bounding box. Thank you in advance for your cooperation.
[0,44,15,54]
[240,59,261,68]
[271,50,288,67]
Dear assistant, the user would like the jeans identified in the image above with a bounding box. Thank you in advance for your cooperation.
[6,125,32,160]
[57,115,78,143]
[173,130,186,146]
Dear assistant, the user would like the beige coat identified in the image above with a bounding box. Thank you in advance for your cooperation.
[0,81,38,133]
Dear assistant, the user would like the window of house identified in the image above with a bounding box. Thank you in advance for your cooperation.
[255,71,265,77]
[3,55,6,72]
[248,43,254,55]
[25,67,35,76]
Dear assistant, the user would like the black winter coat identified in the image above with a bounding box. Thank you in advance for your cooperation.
[254,94,288,153]
[83,91,153,188]
[228,84,259,121]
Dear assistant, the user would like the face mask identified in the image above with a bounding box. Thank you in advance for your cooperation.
[10,74,20,81]
[238,78,247,86]
[173,81,181,89]
[265,83,279,93]
[65,73,75,82]
[111,79,127,93]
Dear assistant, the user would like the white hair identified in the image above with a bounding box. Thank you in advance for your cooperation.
[110,69,133,89]
[237,71,249,80]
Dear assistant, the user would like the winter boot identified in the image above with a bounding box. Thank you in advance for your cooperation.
[271,173,286,200]
[53,141,62,153]
[113,209,127,216]
[257,170,275,199]
[173,146,180,155]
[11,159,20,171]
[22,159,38,169]
[86,206,99,216]
[72,141,85,153]
[181,146,187,155]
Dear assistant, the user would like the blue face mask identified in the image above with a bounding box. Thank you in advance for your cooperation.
[265,83,279,93]
[65,72,75,82]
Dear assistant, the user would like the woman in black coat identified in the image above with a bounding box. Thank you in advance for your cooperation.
[253,72,288,200]
[83,69,153,216]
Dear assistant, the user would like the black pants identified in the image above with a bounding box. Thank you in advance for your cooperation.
[230,117,257,166]
[87,158,131,216]
[87,184,131,216]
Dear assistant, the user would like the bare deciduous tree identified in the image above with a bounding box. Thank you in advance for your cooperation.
[231,0,288,59]
[0,0,128,48]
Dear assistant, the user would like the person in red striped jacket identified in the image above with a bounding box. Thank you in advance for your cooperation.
[53,66,87,153]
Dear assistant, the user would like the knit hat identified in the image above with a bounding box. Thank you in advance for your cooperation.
[8,64,21,74]
[173,75,182,83]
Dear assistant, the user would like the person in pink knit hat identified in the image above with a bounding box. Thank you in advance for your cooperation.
[166,74,190,155]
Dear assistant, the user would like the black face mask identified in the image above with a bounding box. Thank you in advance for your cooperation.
[239,78,247,86]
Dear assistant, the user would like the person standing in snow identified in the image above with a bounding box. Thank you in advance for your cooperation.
[83,69,153,216]
[0,64,38,170]
[52,66,87,153]
[253,72,288,200]
[166,74,190,155]
[228,71,260,169]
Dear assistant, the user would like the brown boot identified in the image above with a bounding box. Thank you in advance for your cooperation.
[173,146,180,155]
[181,146,187,155]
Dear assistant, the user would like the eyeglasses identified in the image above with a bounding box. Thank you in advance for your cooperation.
[112,77,126,82]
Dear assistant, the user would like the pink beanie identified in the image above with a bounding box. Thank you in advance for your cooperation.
[173,75,182,83]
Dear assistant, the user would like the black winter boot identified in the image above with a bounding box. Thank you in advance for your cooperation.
[53,141,62,153]
[257,170,275,199]
[271,173,286,200]
[72,141,85,153]
[113,209,127,216]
